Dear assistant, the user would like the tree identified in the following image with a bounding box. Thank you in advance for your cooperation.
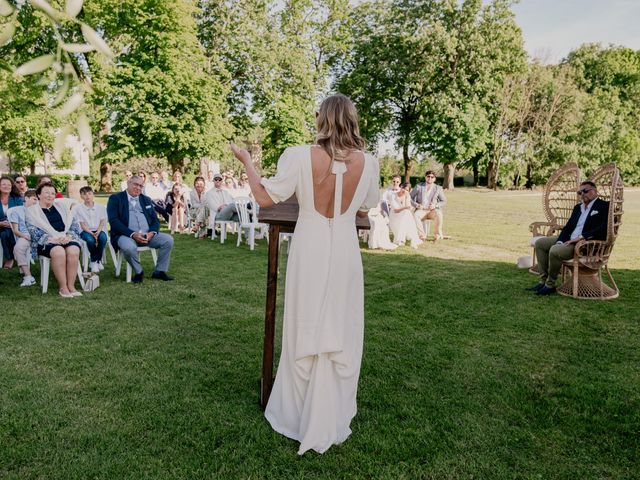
[83,0,232,190]
[335,0,526,188]
[197,0,350,169]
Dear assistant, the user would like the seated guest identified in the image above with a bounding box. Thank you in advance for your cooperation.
[0,176,24,269]
[204,173,239,224]
[382,174,402,206]
[189,176,210,239]
[171,171,190,196]
[367,203,398,251]
[120,170,133,192]
[529,181,609,296]
[13,175,29,199]
[159,170,172,191]
[107,175,174,284]
[26,183,83,297]
[38,176,64,198]
[74,186,108,273]
[389,182,422,249]
[9,189,38,286]
[145,171,170,222]
[204,170,216,192]
[165,184,186,234]
[410,170,447,240]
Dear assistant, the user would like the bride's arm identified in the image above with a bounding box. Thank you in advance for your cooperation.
[230,144,274,208]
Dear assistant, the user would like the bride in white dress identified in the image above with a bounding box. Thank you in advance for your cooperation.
[231,94,380,455]
[389,183,422,248]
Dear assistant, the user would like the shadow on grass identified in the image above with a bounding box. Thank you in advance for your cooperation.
[0,238,638,479]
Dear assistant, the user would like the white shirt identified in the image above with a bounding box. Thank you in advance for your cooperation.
[382,187,400,205]
[144,182,167,201]
[570,198,597,241]
[204,187,234,212]
[74,203,107,232]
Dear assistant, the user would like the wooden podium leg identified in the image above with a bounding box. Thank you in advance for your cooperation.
[261,224,280,409]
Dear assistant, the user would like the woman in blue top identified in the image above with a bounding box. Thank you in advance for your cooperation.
[0,176,24,269]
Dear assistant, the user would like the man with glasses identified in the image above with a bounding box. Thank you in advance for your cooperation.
[410,170,447,240]
[529,180,609,296]
[107,175,175,283]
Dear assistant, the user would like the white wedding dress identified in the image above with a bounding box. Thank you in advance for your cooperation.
[389,192,422,248]
[261,145,380,455]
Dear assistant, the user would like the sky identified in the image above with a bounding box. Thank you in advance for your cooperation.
[512,0,640,63]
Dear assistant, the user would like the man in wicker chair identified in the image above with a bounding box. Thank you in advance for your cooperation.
[528,181,609,296]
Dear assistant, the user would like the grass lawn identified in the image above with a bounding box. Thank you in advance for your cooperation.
[1,189,638,479]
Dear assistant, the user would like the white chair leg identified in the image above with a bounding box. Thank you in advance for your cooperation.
[249,227,255,251]
[40,257,49,294]
[77,263,85,290]
[151,248,158,267]
[220,224,227,244]
[115,250,123,277]
[236,226,242,247]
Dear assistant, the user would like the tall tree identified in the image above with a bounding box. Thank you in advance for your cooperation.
[83,0,231,190]
[198,0,350,169]
[335,0,526,188]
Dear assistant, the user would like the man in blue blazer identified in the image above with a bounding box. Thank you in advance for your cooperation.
[529,180,609,295]
[107,175,174,283]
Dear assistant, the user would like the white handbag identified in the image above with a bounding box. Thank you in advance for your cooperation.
[82,273,100,292]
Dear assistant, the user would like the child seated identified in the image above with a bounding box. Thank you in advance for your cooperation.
[74,186,108,273]
[9,189,38,286]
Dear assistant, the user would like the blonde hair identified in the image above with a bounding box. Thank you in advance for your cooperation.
[316,94,365,161]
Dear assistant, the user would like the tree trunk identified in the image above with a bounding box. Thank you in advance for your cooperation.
[472,158,479,186]
[402,142,412,183]
[487,159,498,190]
[443,163,456,190]
[100,161,113,193]
[525,162,533,189]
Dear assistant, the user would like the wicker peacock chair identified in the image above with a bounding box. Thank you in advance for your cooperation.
[529,163,581,274]
[557,163,624,300]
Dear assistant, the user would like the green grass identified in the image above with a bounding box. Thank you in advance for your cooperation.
[1,189,639,479]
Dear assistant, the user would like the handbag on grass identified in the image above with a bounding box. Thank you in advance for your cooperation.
[82,273,100,292]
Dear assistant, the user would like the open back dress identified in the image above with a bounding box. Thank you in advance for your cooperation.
[261,145,380,454]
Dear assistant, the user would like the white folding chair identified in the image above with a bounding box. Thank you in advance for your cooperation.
[39,255,85,294]
[235,197,268,250]
[421,219,433,238]
[211,220,236,243]
[115,246,158,282]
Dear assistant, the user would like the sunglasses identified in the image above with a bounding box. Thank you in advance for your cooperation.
[15,179,26,183]
[577,188,593,195]
[131,182,144,188]
[426,175,436,178]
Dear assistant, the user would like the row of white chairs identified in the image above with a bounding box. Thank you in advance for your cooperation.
[209,197,269,251]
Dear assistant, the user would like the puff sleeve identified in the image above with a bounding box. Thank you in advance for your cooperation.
[359,154,381,211]
[260,147,301,204]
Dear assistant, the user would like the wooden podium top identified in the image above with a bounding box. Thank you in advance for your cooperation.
[258,196,370,230]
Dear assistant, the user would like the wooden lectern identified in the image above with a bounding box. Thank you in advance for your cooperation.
[257,197,370,408]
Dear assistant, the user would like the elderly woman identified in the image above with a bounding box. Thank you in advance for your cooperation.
[26,183,83,297]
[188,176,210,238]
[0,176,24,269]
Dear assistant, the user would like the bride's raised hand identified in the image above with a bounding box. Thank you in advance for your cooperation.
[230,143,251,166]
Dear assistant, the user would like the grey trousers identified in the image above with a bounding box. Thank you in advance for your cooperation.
[534,235,575,286]
[117,232,174,275]
[215,203,239,222]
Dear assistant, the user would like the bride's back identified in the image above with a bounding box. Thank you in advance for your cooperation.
[311,146,365,218]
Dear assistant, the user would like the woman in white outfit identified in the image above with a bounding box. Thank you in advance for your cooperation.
[231,94,380,455]
[367,203,398,250]
[389,182,422,248]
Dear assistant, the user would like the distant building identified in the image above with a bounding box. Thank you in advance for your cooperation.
[0,133,90,176]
